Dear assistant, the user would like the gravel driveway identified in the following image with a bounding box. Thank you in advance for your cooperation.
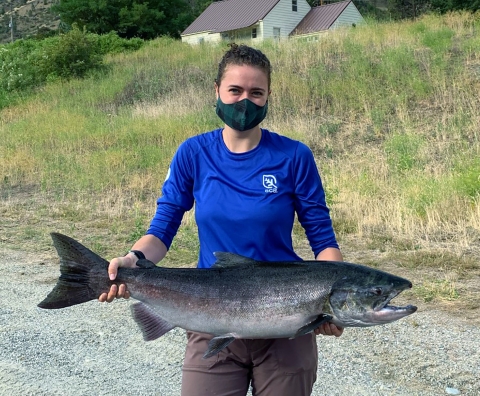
[1,248,479,396]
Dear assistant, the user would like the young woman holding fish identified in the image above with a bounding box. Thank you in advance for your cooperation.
[100,43,343,396]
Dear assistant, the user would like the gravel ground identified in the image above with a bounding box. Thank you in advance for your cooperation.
[1,248,479,396]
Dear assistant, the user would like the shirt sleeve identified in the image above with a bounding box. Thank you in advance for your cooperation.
[146,141,195,249]
[293,142,339,257]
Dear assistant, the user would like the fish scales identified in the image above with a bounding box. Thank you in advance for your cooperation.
[118,265,331,338]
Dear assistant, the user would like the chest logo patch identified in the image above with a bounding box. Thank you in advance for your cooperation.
[263,175,278,193]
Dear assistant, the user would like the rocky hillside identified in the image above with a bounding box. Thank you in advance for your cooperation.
[0,0,60,44]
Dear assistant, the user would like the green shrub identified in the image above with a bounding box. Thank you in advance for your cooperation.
[0,28,144,109]
[96,31,144,55]
[454,160,480,201]
[0,40,44,91]
[38,25,104,80]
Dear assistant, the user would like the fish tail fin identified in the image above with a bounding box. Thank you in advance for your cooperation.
[37,233,110,309]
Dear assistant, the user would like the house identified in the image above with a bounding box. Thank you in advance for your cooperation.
[291,1,364,40]
[181,0,311,45]
[181,0,364,45]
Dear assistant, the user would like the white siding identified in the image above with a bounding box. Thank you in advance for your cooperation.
[262,0,310,39]
[182,32,222,45]
[331,2,364,30]
[224,25,263,43]
[292,31,329,41]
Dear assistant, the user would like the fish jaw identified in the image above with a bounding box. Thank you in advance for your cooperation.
[364,304,418,325]
[364,287,418,325]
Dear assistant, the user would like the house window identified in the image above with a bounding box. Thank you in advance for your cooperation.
[252,28,257,39]
[273,27,280,40]
[292,0,297,12]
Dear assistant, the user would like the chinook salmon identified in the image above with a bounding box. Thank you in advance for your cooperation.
[38,233,417,358]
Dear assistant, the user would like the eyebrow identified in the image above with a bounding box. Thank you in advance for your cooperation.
[228,84,266,92]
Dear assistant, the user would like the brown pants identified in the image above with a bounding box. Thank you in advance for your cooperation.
[181,331,318,396]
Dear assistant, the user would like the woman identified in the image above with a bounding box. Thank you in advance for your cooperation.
[100,43,343,396]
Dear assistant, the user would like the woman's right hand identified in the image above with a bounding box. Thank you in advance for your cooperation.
[98,255,137,303]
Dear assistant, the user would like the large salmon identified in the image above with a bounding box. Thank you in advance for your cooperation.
[38,233,417,358]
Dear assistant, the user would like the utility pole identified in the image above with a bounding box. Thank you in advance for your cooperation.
[10,14,14,42]
[9,1,14,43]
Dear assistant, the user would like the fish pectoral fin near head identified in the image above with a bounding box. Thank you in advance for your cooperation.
[292,314,333,338]
[203,334,236,359]
[131,303,176,341]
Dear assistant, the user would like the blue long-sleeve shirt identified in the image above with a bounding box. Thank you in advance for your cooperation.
[147,128,338,268]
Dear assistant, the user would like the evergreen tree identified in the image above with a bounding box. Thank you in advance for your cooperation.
[451,0,480,11]
[431,0,480,12]
[53,0,194,39]
[389,0,431,19]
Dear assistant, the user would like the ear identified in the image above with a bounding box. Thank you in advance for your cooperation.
[214,82,219,99]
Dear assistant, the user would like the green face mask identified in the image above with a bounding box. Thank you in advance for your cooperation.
[216,96,268,131]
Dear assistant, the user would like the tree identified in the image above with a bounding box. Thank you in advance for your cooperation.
[451,0,480,11]
[53,0,195,39]
[185,0,214,17]
[431,0,480,12]
[389,0,431,19]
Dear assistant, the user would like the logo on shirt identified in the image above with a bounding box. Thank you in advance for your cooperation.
[263,175,278,193]
[165,167,171,181]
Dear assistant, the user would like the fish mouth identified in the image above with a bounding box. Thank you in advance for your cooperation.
[373,284,413,312]
[371,304,418,323]
[371,288,417,322]
[376,304,418,314]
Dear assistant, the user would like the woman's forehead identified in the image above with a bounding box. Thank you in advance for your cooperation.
[220,64,269,86]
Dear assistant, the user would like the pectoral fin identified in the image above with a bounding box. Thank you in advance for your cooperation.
[203,334,236,359]
[131,303,175,341]
[293,314,333,338]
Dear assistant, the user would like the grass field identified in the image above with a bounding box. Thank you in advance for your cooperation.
[1,12,479,318]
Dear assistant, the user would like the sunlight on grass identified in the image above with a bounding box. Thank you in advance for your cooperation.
[414,277,460,303]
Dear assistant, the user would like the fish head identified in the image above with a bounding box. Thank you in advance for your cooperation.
[327,269,417,327]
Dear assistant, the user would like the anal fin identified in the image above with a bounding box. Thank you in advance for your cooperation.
[203,334,236,359]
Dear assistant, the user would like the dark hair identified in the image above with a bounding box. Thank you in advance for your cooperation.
[215,43,272,88]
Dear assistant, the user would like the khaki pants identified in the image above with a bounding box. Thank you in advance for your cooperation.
[181,331,318,396]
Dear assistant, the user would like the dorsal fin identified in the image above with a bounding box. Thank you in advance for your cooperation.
[212,252,257,268]
[135,259,157,269]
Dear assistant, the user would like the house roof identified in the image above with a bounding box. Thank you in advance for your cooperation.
[181,0,280,36]
[291,0,351,35]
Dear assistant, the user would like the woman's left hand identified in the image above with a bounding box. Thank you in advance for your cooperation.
[314,322,344,337]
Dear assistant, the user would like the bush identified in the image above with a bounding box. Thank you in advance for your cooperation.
[38,25,104,80]
[96,31,144,55]
[0,27,144,107]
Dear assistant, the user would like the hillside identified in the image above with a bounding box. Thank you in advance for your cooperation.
[0,0,59,44]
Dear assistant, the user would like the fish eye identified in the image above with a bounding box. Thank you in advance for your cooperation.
[370,287,383,296]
